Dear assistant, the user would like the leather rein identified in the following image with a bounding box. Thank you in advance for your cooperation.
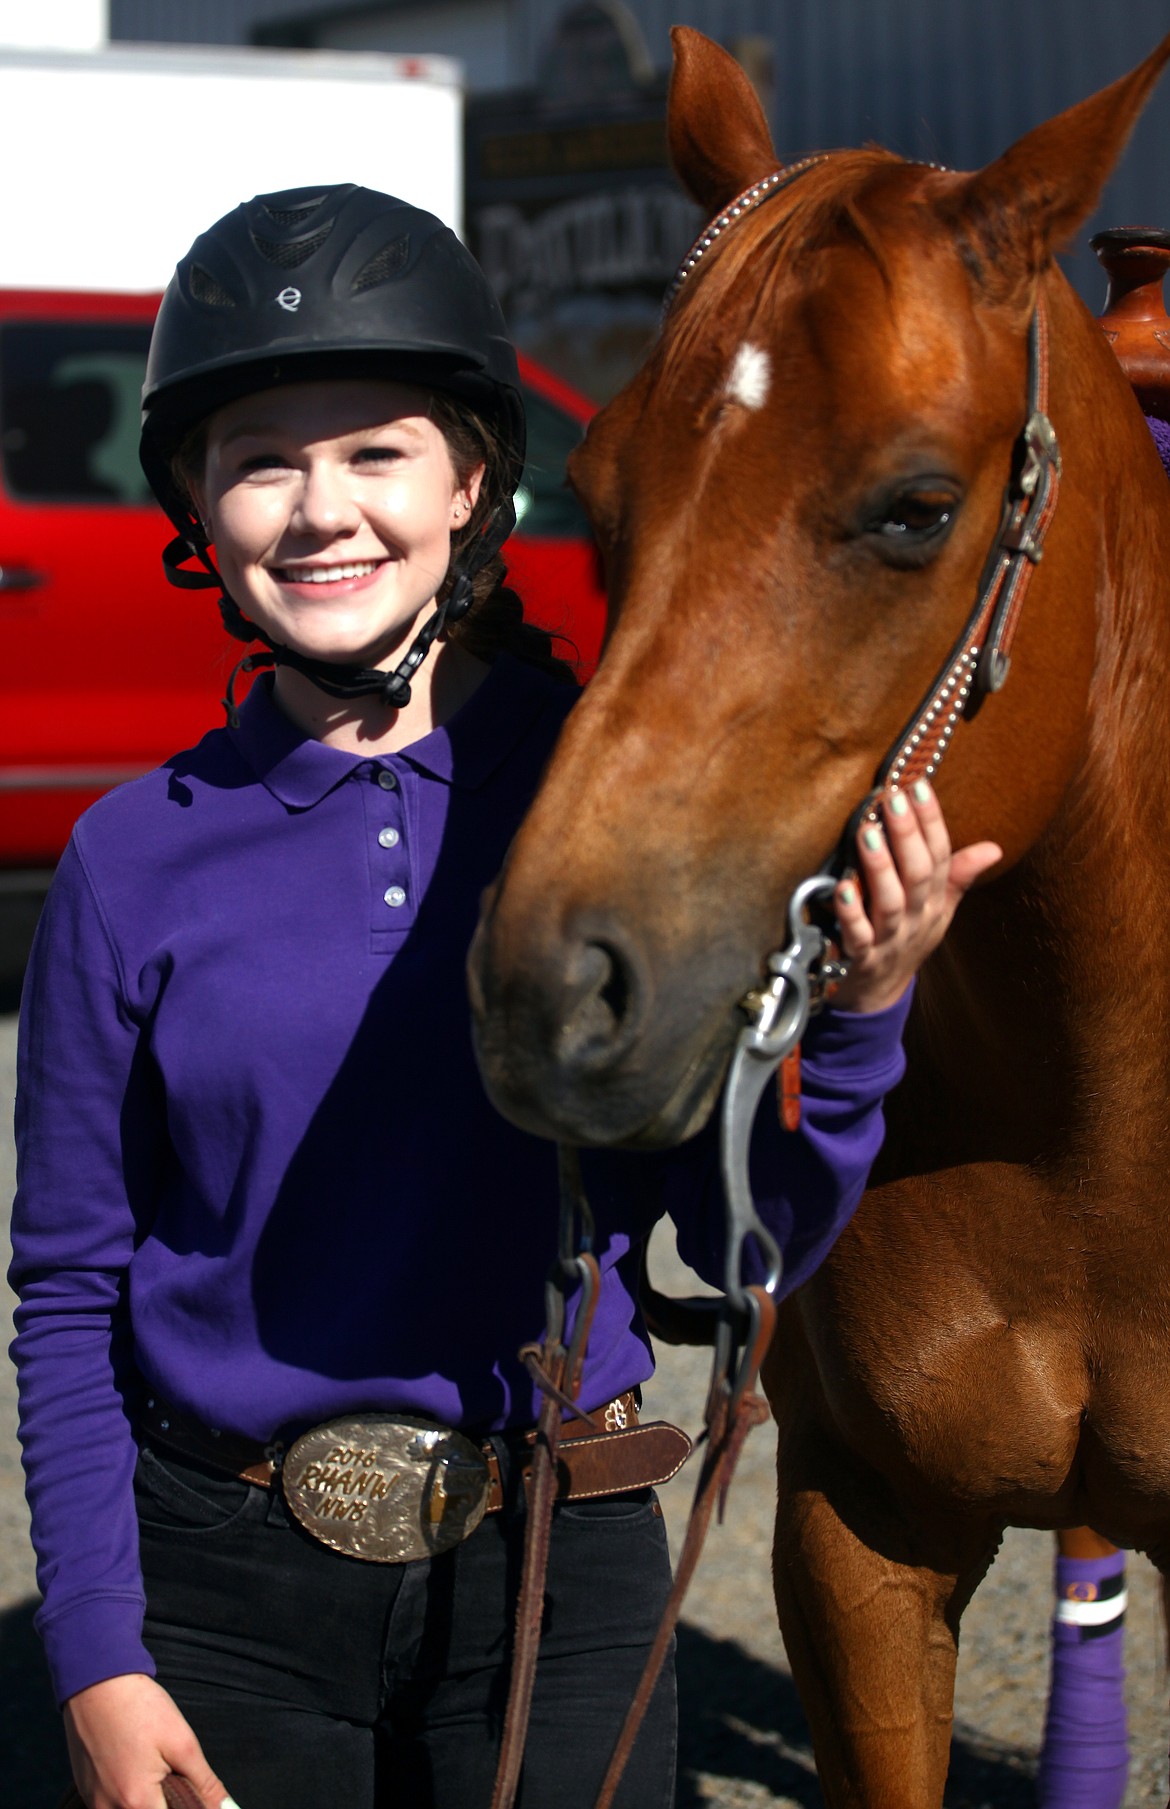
[490,156,1062,1809]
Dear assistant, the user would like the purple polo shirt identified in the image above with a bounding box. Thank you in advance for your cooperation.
[9,655,909,1704]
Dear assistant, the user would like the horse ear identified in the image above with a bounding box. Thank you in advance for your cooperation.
[946,30,1170,305]
[667,26,779,213]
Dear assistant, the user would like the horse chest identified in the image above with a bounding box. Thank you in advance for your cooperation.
[786,1190,1170,1522]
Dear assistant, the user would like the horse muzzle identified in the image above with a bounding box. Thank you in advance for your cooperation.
[467,896,739,1147]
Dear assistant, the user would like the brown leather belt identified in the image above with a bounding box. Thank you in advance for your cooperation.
[139,1392,692,1517]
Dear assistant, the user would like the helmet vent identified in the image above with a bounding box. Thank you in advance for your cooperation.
[261,199,326,227]
[351,235,411,293]
[189,264,237,309]
[251,225,333,270]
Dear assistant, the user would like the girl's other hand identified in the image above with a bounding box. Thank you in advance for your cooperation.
[63,1672,238,1809]
[830,780,1001,1014]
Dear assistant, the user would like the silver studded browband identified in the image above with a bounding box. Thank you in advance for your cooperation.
[663,158,953,321]
[661,156,831,319]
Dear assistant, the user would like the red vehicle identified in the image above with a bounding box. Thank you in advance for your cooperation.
[0,288,604,873]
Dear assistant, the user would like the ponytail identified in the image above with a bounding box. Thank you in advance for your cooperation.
[429,396,581,686]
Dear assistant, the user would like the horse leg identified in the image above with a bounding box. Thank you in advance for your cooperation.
[1038,1529,1128,1809]
[769,1406,997,1807]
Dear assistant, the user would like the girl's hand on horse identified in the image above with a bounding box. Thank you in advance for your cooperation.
[830,780,1002,1014]
[63,1672,238,1809]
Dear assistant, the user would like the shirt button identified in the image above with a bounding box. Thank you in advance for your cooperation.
[378,826,400,849]
[377,768,397,791]
[384,886,406,908]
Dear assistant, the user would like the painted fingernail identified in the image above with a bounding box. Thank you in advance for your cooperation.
[863,828,883,852]
[913,779,931,804]
[221,1798,243,1809]
[838,882,856,906]
[888,790,909,816]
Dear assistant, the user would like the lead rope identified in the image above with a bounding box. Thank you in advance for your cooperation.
[61,1774,202,1809]
[593,875,843,1806]
[593,1285,776,1809]
[501,877,836,1808]
[491,1150,600,1809]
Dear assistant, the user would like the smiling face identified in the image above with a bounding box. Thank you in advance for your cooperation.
[192,379,483,670]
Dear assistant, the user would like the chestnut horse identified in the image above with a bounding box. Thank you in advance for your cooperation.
[470,25,1170,1807]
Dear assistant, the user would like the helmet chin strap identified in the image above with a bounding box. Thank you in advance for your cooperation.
[217,571,474,729]
[162,498,514,730]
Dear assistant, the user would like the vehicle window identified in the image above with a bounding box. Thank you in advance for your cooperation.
[516,384,590,537]
[0,322,154,506]
[0,322,591,530]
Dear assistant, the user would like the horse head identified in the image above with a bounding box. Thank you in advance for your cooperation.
[469,27,1170,1148]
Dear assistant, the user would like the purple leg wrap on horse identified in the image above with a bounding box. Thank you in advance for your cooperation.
[1036,1553,1128,1809]
[1146,413,1170,478]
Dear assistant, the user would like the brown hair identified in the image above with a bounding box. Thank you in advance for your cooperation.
[425,393,578,683]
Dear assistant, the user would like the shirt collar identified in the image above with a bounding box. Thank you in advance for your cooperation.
[232,658,572,810]
[398,655,568,790]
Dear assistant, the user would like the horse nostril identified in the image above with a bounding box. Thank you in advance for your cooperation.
[556,937,643,1073]
[598,949,629,1023]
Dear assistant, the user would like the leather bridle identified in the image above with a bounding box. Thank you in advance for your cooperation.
[840,301,1061,849]
[674,164,1061,1330]
[491,157,1062,1809]
[665,158,1061,850]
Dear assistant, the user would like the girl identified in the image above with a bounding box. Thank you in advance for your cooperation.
[10,185,1000,1809]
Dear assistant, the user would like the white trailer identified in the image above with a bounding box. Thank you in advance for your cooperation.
[0,42,462,291]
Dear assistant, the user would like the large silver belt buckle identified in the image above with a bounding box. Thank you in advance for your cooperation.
[282,1414,490,1563]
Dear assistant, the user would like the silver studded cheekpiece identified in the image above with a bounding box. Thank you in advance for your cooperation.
[855,303,1060,823]
[863,644,981,822]
[661,157,831,321]
[662,155,952,325]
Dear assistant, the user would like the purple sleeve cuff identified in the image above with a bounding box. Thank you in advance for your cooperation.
[801,980,915,1082]
[760,981,914,1296]
[666,983,914,1295]
[38,1591,155,1707]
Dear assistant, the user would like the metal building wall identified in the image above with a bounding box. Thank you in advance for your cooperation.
[110,0,1170,302]
[603,0,1170,303]
[111,0,319,40]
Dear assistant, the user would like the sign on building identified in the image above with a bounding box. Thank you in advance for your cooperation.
[465,2,701,401]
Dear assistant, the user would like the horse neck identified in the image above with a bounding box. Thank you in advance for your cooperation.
[902,282,1170,1169]
[1048,278,1170,950]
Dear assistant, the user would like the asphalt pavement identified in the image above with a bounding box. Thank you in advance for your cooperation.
[1,1005,1167,1806]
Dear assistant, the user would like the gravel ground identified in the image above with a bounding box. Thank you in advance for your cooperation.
[1,1001,1167,1807]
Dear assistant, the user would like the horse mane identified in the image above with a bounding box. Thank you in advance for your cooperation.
[1074,439,1170,854]
[659,149,916,387]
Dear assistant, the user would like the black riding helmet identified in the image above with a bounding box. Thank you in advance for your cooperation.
[140,184,526,717]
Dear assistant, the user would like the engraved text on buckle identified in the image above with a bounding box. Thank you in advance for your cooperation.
[282,1414,490,1563]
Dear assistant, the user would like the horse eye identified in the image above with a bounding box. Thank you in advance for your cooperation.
[873,490,956,539]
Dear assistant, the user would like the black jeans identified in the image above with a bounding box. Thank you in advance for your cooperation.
[135,1441,677,1809]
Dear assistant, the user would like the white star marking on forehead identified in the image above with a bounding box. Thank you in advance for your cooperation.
[725,342,772,411]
